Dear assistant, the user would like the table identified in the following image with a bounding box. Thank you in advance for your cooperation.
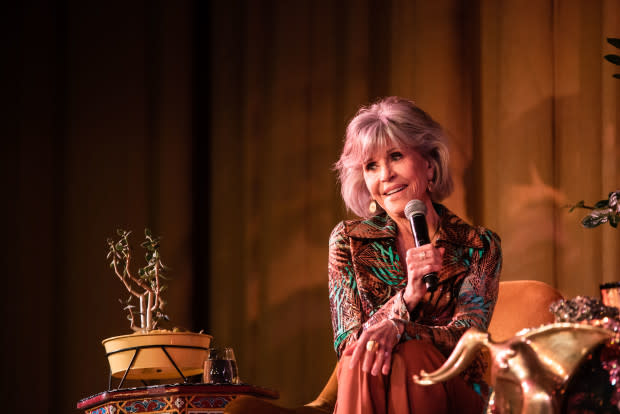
[77,383,279,414]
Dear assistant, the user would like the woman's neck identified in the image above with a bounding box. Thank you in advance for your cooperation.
[393,203,441,251]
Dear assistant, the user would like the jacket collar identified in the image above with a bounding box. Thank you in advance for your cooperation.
[345,204,485,250]
[345,213,397,240]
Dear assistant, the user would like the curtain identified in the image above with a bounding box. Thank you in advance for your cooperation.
[4,0,618,411]
[207,0,619,406]
[3,2,194,411]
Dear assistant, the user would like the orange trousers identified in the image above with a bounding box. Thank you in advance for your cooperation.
[334,340,484,414]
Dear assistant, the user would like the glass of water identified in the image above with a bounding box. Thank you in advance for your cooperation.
[203,347,240,384]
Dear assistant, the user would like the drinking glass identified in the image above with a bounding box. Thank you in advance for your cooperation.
[203,347,240,384]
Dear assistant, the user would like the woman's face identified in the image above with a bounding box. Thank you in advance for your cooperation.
[362,145,433,219]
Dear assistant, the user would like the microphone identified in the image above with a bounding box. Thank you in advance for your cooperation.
[404,200,438,292]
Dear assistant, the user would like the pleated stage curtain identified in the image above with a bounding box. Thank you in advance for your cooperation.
[207,0,619,406]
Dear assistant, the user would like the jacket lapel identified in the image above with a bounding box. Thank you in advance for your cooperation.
[344,206,486,287]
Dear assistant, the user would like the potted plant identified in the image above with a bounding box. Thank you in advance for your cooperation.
[568,190,620,229]
[102,229,212,383]
[568,189,620,310]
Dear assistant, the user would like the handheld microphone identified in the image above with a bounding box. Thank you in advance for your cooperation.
[404,199,438,292]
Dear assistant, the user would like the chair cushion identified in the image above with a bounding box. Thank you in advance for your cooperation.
[488,280,563,342]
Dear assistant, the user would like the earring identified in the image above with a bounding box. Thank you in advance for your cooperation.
[427,181,434,193]
[369,200,377,214]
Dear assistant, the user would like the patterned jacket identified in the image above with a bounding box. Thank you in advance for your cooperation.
[328,204,502,395]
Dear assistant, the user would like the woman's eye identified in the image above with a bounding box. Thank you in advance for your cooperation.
[390,152,403,161]
[364,162,377,171]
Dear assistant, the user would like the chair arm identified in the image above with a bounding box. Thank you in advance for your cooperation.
[224,364,338,414]
[304,362,338,412]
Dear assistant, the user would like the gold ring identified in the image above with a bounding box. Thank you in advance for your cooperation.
[419,251,427,260]
[366,340,378,352]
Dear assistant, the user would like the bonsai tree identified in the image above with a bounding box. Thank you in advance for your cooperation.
[107,229,169,332]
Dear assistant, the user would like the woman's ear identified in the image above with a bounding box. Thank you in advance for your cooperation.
[426,160,434,182]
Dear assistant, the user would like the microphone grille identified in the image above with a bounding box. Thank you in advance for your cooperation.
[405,199,426,219]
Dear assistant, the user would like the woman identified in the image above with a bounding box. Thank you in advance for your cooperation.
[329,96,502,413]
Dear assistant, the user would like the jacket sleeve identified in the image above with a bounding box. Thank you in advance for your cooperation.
[401,229,502,357]
[328,222,362,358]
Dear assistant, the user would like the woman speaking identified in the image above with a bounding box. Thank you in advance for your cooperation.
[329,96,502,413]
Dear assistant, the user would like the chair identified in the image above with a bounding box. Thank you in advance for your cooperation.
[224,280,564,414]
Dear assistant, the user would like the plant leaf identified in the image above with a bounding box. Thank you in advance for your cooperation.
[581,210,609,228]
[581,216,602,228]
[568,200,585,212]
[604,54,620,65]
[594,199,609,209]
[607,38,620,49]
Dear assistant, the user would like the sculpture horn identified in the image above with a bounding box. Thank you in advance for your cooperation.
[414,323,614,414]
[413,327,490,384]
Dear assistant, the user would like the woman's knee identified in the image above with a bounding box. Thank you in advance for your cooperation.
[392,340,446,373]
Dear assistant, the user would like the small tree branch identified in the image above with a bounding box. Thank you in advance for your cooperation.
[124,251,153,294]
[150,260,161,312]
[125,305,137,330]
[108,229,170,332]
[112,255,145,298]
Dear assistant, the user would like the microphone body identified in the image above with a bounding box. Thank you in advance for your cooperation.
[404,200,438,292]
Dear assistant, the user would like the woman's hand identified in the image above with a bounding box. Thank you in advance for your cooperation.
[403,245,445,311]
[345,319,403,376]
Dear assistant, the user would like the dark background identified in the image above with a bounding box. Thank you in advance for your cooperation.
[2,1,618,412]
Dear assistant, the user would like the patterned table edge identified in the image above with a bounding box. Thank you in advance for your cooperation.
[85,393,238,414]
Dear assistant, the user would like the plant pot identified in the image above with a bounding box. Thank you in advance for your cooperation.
[102,331,213,380]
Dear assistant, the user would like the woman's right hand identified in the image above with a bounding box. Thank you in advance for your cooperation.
[403,245,444,311]
[344,318,403,376]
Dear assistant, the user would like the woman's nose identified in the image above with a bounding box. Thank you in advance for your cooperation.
[379,163,393,181]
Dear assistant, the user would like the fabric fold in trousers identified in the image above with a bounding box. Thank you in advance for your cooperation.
[334,340,484,414]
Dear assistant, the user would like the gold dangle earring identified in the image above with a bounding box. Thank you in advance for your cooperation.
[369,200,377,214]
[427,180,433,193]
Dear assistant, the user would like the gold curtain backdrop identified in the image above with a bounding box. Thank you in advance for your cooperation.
[208,0,619,407]
[2,0,618,412]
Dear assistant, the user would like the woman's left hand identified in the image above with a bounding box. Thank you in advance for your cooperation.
[345,318,403,376]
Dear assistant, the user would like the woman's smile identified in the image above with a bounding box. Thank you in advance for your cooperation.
[363,146,433,217]
[384,185,408,196]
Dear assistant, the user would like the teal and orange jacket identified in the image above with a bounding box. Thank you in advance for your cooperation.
[328,203,502,396]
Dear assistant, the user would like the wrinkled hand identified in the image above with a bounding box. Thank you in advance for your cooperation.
[403,245,445,311]
[345,319,403,376]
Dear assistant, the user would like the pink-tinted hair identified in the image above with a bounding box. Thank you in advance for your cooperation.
[335,96,453,218]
